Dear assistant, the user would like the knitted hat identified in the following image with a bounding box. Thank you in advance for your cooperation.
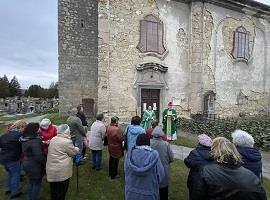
[231,129,254,148]
[152,126,164,138]
[40,118,51,130]
[198,134,212,147]
[57,124,70,135]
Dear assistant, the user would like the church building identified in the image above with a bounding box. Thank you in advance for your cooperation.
[58,0,270,122]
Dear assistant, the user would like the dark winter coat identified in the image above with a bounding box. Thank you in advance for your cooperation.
[236,146,262,178]
[20,136,46,180]
[191,163,267,200]
[76,112,88,127]
[184,144,213,196]
[0,129,22,163]
[107,123,124,159]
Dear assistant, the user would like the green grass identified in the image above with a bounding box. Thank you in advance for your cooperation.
[45,113,68,125]
[0,148,269,199]
[0,113,38,122]
[0,126,4,135]
[46,113,95,126]
[170,136,198,148]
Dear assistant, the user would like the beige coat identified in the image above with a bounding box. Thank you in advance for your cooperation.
[87,120,106,150]
[46,134,78,182]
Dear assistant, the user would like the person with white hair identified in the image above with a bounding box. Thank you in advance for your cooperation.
[231,129,262,178]
[39,118,57,155]
[46,124,79,200]
[191,137,267,200]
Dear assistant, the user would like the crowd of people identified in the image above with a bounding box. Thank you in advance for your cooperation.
[0,105,268,200]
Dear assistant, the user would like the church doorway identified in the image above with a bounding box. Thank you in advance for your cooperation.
[141,89,160,121]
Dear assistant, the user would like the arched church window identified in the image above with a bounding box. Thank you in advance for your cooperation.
[232,26,250,61]
[137,15,166,55]
[203,91,215,115]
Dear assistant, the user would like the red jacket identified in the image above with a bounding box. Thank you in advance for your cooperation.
[107,123,124,159]
[40,124,57,155]
[146,127,168,141]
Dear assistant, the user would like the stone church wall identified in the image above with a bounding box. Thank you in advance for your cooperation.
[204,3,270,116]
[58,0,98,115]
[98,0,191,122]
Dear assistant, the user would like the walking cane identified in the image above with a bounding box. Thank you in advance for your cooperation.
[76,163,79,192]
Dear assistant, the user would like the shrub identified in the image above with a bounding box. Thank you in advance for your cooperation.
[177,115,270,151]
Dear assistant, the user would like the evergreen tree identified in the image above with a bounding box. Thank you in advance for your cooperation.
[9,76,21,97]
[26,85,43,97]
[0,75,10,98]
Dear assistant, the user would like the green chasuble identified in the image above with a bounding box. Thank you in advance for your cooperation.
[162,108,177,140]
[141,110,156,131]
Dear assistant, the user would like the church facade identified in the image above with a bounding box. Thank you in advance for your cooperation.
[58,0,270,122]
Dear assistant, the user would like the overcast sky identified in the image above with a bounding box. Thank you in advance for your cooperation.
[0,0,269,89]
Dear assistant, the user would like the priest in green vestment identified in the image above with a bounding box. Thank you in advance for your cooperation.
[162,102,177,140]
[141,106,156,131]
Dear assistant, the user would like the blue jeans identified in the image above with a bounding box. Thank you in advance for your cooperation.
[91,150,102,170]
[28,179,42,200]
[2,161,21,195]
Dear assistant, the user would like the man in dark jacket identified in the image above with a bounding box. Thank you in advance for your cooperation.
[0,120,26,199]
[192,137,267,200]
[184,134,213,199]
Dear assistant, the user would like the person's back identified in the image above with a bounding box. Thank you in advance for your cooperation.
[125,134,164,200]
[46,124,78,182]
[191,137,266,200]
[237,146,262,177]
[184,134,213,198]
[88,120,106,150]
[232,130,262,178]
[196,163,266,200]
[150,127,173,186]
[66,115,86,140]
[126,124,145,152]
[107,123,124,158]
[0,129,22,163]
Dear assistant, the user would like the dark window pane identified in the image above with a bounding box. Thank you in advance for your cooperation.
[137,15,165,54]
[232,26,250,60]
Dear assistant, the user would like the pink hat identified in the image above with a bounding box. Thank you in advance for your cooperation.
[167,102,173,106]
[197,134,212,147]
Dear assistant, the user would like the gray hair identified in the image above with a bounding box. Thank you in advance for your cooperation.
[231,129,255,148]
[96,113,104,121]
[70,107,77,116]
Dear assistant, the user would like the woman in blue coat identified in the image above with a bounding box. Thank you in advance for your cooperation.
[125,134,164,200]
[184,134,213,199]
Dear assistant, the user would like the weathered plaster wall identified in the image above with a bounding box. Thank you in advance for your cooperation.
[58,0,98,115]
[156,0,190,116]
[98,0,191,122]
[205,3,270,116]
